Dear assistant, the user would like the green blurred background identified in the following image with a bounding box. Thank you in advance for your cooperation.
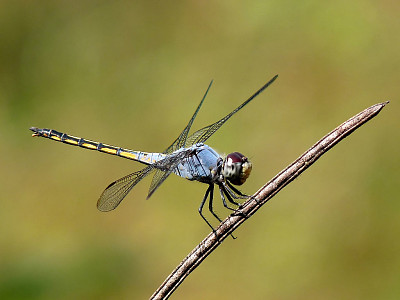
[1,1,399,299]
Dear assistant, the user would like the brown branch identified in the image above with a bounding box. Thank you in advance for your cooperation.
[150,101,389,300]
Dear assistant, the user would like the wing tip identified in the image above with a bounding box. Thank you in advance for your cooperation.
[96,200,115,212]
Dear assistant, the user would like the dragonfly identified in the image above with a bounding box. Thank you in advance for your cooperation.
[30,74,278,231]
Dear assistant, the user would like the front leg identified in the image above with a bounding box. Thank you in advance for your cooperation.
[226,180,249,199]
[218,184,240,208]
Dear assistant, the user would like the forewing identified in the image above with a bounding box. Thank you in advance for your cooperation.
[163,80,213,154]
[97,165,155,211]
[184,121,222,147]
[186,75,278,146]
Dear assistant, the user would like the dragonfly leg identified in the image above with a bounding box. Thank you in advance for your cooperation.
[213,185,238,240]
[226,180,249,199]
[225,181,259,208]
[208,185,225,223]
[199,185,218,233]
[222,182,242,203]
[221,185,249,220]
[199,185,236,239]
[219,184,239,211]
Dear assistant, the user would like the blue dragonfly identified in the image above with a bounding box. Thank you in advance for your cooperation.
[30,75,278,231]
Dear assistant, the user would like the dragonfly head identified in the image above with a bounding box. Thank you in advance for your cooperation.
[222,152,252,185]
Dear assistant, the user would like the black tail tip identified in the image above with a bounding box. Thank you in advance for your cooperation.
[29,127,41,137]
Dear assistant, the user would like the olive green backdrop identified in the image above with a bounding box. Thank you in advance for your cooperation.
[1,1,399,299]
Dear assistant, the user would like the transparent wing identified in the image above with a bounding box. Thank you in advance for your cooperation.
[97,165,155,212]
[148,169,167,198]
[147,168,175,199]
[147,148,192,198]
[185,75,278,146]
[163,80,213,154]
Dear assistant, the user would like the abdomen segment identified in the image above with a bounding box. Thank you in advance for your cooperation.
[30,127,166,165]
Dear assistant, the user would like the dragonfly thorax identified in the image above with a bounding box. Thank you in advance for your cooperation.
[222,152,252,185]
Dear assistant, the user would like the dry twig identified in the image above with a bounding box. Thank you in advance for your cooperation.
[150,101,389,300]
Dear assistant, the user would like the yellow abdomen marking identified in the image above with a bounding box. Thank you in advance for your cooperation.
[63,138,79,145]
[119,151,139,160]
[50,135,62,141]
[99,146,118,155]
[80,142,97,150]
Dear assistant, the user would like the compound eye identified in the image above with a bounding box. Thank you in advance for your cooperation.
[223,152,252,185]
[226,152,246,163]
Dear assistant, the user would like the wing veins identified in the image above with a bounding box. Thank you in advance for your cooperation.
[186,74,278,146]
[163,80,213,154]
[97,165,155,211]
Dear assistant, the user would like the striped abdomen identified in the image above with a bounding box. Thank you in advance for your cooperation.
[30,127,166,165]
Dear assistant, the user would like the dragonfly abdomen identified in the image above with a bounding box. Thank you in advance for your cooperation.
[30,127,166,165]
